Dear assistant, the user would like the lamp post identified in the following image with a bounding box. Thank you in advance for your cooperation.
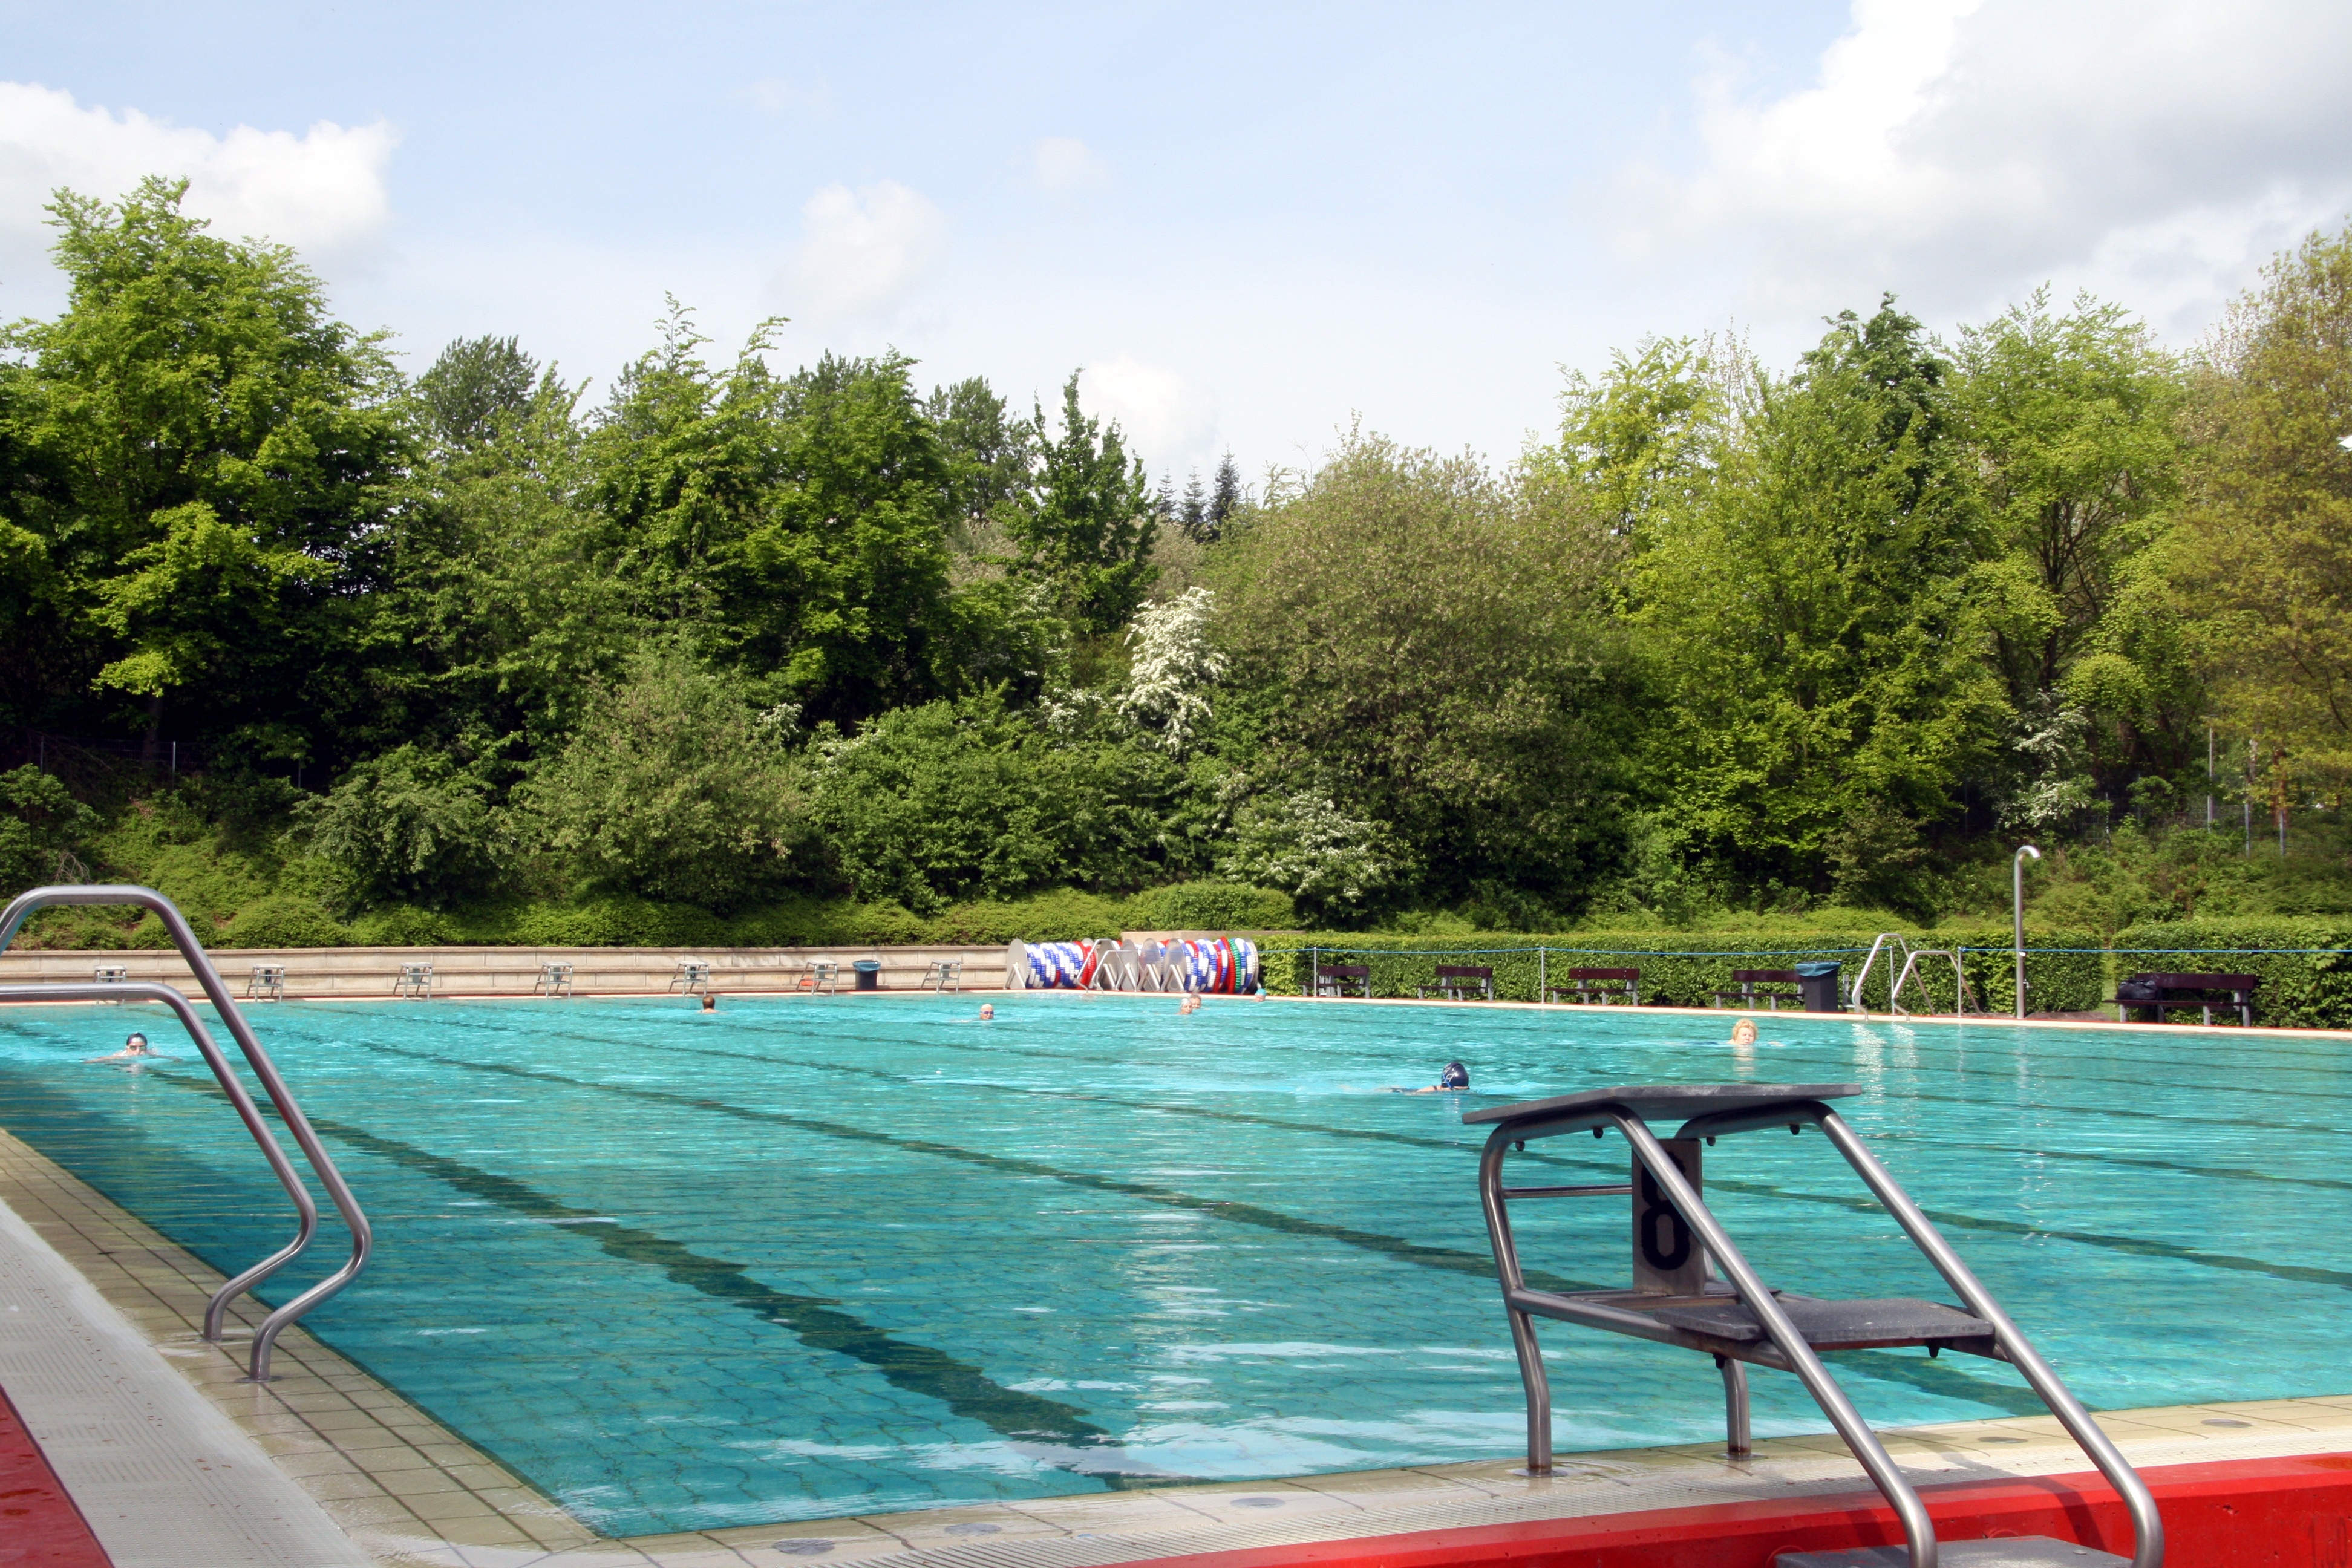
[2013,845,2041,1019]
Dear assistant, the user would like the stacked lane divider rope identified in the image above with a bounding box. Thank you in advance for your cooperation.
[1004,937,1259,993]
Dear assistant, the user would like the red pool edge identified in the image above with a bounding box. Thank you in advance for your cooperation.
[0,1382,113,1567]
[1109,1454,2352,1568]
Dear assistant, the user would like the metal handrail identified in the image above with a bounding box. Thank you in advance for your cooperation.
[0,885,371,1380]
[1475,1094,2162,1568]
[1889,946,1981,1018]
[1847,932,1910,1016]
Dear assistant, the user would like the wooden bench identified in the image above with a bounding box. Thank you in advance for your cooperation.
[2116,972,2258,1027]
[1712,969,1802,1010]
[1314,963,1371,999]
[1419,964,1494,1002]
[1548,967,1639,1005]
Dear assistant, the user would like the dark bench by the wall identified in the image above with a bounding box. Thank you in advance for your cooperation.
[1712,969,1802,1010]
[2117,972,2258,1027]
[1548,967,1639,1005]
[1419,964,1494,1002]
[1314,963,1371,999]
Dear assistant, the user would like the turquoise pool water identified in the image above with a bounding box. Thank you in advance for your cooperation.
[0,994,2344,1535]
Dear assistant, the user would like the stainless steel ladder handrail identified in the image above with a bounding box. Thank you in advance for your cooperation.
[1889,946,1981,1018]
[0,884,371,1380]
[1847,932,1910,1016]
[1474,1089,2162,1568]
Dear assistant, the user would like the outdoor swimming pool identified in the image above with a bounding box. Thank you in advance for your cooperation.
[0,994,2343,1535]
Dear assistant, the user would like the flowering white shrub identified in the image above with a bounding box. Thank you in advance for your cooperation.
[1122,586,1226,752]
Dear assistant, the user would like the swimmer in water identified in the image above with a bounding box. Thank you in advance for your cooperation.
[1729,1017,1758,1047]
[978,1003,995,1021]
[1178,993,1201,1014]
[700,993,717,1012]
[1393,1060,1470,1094]
[87,1032,167,1063]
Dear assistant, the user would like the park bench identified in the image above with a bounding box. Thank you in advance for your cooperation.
[670,959,711,995]
[1314,962,1371,999]
[1419,964,1494,1002]
[1712,968,1802,1010]
[534,962,574,998]
[1548,966,1639,1005]
[2116,971,2258,1027]
[922,957,963,993]
[393,961,433,999]
[247,964,287,1001]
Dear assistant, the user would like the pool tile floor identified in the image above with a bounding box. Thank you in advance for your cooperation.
[4,1116,2349,1568]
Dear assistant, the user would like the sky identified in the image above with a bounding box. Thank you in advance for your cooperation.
[2,0,2348,485]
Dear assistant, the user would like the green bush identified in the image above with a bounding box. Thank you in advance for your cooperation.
[2110,918,2352,1028]
[1253,929,2103,1013]
[294,745,500,911]
[224,895,351,949]
[1124,881,1297,932]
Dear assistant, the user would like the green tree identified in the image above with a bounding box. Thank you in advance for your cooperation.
[1008,376,1158,635]
[415,335,541,449]
[806,690,1172,912]
[515,645,808,910]
[713,352,959,722]
[1214,431,1633,915]
[0,178,403,756]
[0,766,99,889]
[2172,222,2352,786]
[295,744,500,910]
[1629,299,2008,891]
[1949,292,2194,795]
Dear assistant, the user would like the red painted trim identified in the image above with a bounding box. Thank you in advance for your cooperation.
[0,1383,113,1567]
[1112,1454,2352,1568]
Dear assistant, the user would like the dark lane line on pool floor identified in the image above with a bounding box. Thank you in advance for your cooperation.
[302,1039,2138,1416]
[305,1016,2352,1306]
[349,1008,1628,1179]
[611,1029,2352,1200]
[153,1070,1122,1462]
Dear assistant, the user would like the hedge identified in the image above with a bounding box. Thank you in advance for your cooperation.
[1253,929,2106,1014]
[2109,918,2352,1029]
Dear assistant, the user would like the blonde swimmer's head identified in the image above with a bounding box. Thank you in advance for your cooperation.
[1729,1017,1758,1047]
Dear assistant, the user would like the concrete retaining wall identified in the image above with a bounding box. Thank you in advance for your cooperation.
[0,944,1008,1000]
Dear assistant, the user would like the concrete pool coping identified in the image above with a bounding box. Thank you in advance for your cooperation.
[16,982,2352,1044]
[1,1112,2347,1568]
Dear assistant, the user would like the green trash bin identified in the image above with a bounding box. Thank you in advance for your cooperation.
[1794,961,1841,1013]
[852,959,882,992]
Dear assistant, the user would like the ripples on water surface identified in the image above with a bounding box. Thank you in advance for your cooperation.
[0,994,2341,1532]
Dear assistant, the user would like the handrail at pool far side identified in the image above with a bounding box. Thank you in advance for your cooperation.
[0,884,371,1380]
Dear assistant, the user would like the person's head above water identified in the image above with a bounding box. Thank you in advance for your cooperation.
[1438,1060,1469,1089]
[1729,1018,1758,1047]
[978,1002,995,1021]
[125,1033,151,1055]
[699,993,716,1012]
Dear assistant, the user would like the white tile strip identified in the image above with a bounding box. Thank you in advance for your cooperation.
[0,1192,375,1568]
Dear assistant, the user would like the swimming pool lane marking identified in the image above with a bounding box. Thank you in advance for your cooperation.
[148,1070,1123,1462]
[258,1017,2352,1303]
[4,1021,2068,1427]
[266,1036,2105,1417]
[606,1026,2352,1201]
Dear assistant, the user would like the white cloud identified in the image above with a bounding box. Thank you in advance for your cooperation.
[1032,136,1110,197]
[780,180,946,319]
[0,81,396,278]
[1080,356,1218,469]
[1616,0,2352,335]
